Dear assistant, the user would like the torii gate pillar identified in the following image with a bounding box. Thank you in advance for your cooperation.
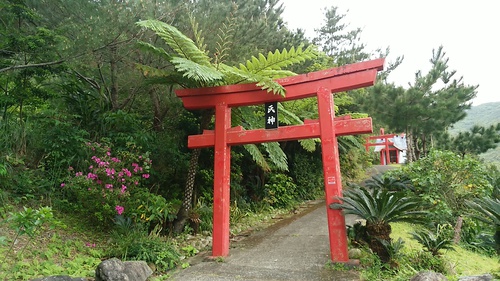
[175,58,385,262]
[317,87,349,261]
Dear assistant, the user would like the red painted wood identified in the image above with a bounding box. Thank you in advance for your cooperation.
[365,129,399,165]
[177,70,379,109]
[176,59,385,262]
[211,103,231,257]
[176,58,384,99]
[316,87,349,262]
[188,118,372,148]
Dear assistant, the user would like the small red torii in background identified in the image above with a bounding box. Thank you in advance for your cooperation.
[175,58,385,263]
[365,128,406,165]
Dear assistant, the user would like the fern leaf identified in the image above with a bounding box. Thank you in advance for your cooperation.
[220,64,285,95]
[277,103,302,125]
[137,19,212,67]
[244,144,271,172]
[136,41,172,61]
[135,63,172,77]
[171,57,223,84]
[298,139,318,152]
[240,44,316,75]
[262,142,288,171]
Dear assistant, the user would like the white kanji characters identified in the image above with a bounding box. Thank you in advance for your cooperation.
[267,116,276,125]
[267,104,276,114]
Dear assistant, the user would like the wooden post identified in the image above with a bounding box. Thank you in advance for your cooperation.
[317,87,349,262]
[212,103,231,257]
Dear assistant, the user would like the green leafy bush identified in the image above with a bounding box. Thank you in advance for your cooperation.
[390,150,493,225]
[61,142,153,226]
[263,173,297,208]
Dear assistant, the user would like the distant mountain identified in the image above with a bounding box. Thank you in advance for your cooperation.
[449,102,500,134]
[449,101,500,164]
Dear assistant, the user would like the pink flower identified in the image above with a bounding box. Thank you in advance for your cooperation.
[75,172,83,177]
[121,185,127,193]
[123,168,132,177]
[111,157,121,163]
[107,151,111,156]
[105,184,113,189]
[142,174,150,179]
[115,205,124,215]
[60,183,65,187]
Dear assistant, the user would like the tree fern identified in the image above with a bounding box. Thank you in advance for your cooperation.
[262,142,288,171]
[244,144,271,172]
[137,19,212,67]
[136,41,172,61]
[170,57,223,84]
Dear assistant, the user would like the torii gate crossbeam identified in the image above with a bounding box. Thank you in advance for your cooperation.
[175,58,385,262]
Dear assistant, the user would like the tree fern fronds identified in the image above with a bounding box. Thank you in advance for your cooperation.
[298,139,318,152]
[171,57,223,85]
[277,103,302,125]
[215,14,236,66]
[220,64,285,95]
[189,13,208,56]
[137,19,212,67]
[337,135,363,155]
[136,41,172,61]
[256,69,296,79]
[136,63,173,78]
[262,142,288,171]
[240,44,317,74]
[244,144,271,172]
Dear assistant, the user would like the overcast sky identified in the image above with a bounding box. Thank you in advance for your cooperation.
[281,0,499,106]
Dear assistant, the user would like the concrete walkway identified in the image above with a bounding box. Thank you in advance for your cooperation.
[168,166,398,281]
[168,201,359,281]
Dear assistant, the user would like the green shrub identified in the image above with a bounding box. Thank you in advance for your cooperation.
[61,142,152,226]
[390,150,493,225]
[263,173,297,208]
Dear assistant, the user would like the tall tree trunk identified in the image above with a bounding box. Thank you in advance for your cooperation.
[172,148,202,234]
[172,110,213,234]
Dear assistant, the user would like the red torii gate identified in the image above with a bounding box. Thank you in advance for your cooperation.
[365,128,400,165]
[175,58,385,262]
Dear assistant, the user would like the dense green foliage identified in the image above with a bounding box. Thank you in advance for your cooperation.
[0,1,386,277]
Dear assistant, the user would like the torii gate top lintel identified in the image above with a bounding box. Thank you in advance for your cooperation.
[175,58,385,109]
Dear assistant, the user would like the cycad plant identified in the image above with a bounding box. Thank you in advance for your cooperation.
[466,197,500,254]
[411,224,455,256]
[331,184,427,263]
[135,19,317,232]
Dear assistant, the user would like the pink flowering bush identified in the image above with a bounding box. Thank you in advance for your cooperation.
[62,142,152,225]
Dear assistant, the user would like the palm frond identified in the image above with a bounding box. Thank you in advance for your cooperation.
[136,19,212,67]
[332,185,428,225]
[466,198,500,226]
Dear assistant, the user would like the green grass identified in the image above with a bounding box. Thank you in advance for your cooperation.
[390,222,499,279]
